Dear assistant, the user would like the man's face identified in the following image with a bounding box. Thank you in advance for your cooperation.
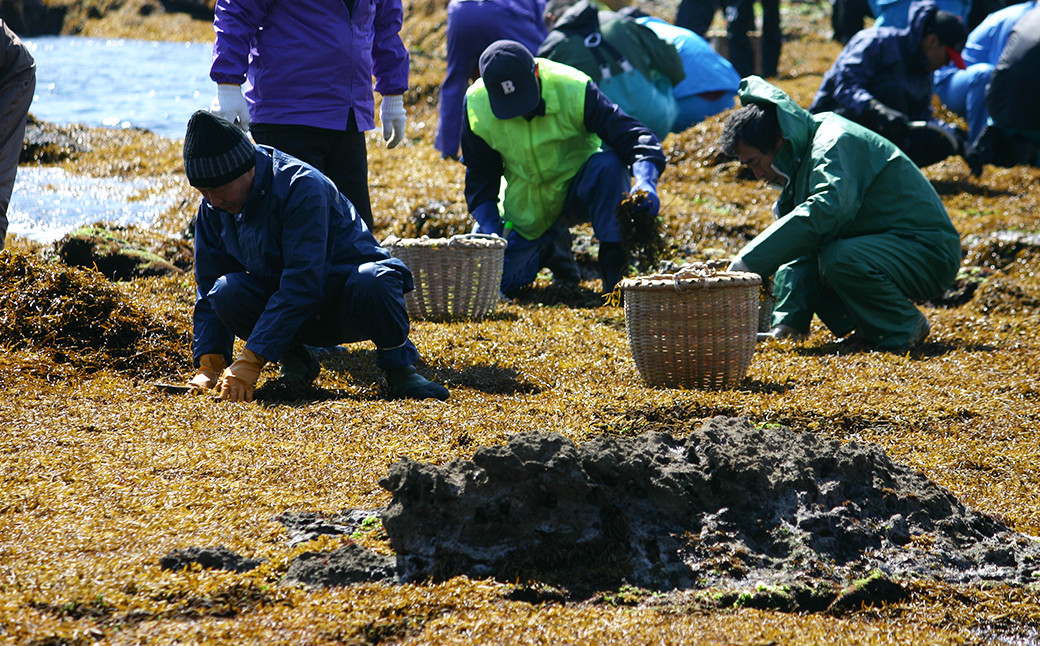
[734,140,786,186]
[921,33,950,72]
[198,168,255,214]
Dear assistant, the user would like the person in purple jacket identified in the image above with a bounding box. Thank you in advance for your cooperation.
[435,0,547,160]
[207,0,410,232]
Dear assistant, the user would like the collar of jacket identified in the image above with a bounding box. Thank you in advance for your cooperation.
[237,148,272,221]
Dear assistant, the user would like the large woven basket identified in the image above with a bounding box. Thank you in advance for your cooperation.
[383,233,506,321]
[620,264,761,389]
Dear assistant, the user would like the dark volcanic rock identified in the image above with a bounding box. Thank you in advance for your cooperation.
[21,115,89,163]
[378,416,1040,592]
[276,508,383,547]
[0,0,66,35]
[159,545,264,573]
[284,543,397,587]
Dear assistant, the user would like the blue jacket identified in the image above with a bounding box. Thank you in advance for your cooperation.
[210,0,409,132]
[933,1,1035,103]
[193,146,410,365]
[869,0,969,27]
[435,0,547,159]
[635,16,740,100]
[810,1,943,124]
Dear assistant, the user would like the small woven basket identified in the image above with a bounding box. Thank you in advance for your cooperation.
[383,233,506,321]
[620,263,761,389]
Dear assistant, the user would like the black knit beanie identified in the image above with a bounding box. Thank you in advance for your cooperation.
[183,110,257,188]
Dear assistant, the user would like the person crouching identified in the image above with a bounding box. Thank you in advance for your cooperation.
[182,110,449,402]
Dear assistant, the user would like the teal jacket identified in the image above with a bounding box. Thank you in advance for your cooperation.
[736,76,961,281]
[538,1,684,137]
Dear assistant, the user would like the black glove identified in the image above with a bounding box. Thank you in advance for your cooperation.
[868,99,910,143]
[965,125,1000,177]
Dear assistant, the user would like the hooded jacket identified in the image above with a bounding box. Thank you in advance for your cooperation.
[988,6,1040,130]
[735,77,961,283]
[209,0,409,132]
[634,16,739,101]
[538,1,684,136]
[0,20,33,79]
[192,146,410,365]
[810,0,942,123]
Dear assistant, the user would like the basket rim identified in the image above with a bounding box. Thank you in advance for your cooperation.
[382,233,507,250]
[620,270,762,292]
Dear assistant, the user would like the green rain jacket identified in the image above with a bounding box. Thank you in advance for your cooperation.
[735,76,961,285]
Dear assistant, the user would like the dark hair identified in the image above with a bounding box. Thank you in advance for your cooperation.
[718,102,783,158]
[924,9,967,50]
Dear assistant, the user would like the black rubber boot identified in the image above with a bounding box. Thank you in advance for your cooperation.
[280,344,320,383]
[386,365,450,401]
[542,227,582,286]
[598,242,628,294]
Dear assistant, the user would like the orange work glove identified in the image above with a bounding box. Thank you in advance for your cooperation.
[217,348,267,402]
[186,353,227,393]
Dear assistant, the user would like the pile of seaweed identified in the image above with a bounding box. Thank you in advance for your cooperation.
[0,251,188,379]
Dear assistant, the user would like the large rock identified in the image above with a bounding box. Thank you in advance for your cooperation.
[378,417,1040,591]
[55,225,187,281]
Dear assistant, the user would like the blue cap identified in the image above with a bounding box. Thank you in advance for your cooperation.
[478,40,540,120]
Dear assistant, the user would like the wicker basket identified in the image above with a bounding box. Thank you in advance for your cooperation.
[620,264,761,389]
[383,233,506,321]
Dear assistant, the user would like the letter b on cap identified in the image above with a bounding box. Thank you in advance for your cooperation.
[500,80,516,95]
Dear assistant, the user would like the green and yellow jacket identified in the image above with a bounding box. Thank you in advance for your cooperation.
[462,57,664,241]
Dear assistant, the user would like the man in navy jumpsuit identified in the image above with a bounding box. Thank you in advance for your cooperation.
[181,111,448,402]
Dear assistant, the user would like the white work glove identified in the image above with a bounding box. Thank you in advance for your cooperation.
[380,94,406,149]
[210,83,250,131]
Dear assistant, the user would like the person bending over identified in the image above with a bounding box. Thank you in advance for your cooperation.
[182,111,448,402]
[462,40,666,295]
[724,77,961,353]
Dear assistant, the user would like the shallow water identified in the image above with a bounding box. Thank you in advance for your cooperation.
[8,36,210,244]
[7,167,181,244]
[24,36,213,138]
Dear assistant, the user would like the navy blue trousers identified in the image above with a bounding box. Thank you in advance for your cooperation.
[250,110,373,231]
[207,261,419,371]
[499,150,629,294]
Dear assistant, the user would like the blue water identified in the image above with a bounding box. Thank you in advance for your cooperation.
[8,167,182,244]
[25,35,214,138]
[8,36,213,244]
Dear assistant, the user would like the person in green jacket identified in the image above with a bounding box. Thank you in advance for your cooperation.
[722,76,961,352]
